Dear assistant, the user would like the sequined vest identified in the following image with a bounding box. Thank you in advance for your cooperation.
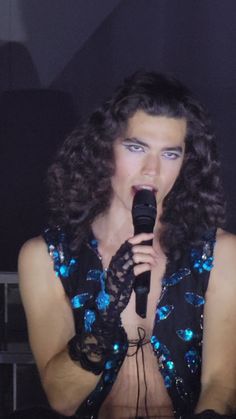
[43,227,216,419]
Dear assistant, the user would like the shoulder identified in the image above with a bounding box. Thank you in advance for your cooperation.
[18,235,59,297]
[18,235,51,274]
[207,228,236,293]
[215,227,236,254]
[213,228,236,276]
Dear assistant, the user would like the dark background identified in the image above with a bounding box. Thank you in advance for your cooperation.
[1,0,236,271]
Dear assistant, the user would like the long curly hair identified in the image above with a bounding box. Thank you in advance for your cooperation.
[47,71,226,259]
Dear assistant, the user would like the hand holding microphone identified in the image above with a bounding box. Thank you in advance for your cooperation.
[131,189,157,318]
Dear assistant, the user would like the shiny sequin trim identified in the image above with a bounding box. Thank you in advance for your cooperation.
[185,347,200,373]
[176,328,196,342]
[185,292,205,307]
[191,237,215,273]
[162,268,190,287]
[84,309,96,332]
[71,293,92,309]
[156,304,174,321]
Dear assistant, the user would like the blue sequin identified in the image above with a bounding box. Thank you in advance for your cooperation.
[105,360,114,370]
[150,335,160,351]
[86,269,102,281]
[152,338,176,389]
[71,293,91,309]
[96,290,110,311]
[164,375,172,388]
[50,241,78,279]
[151,336,170,356]
[84,309,96,332]
[166,360,174,370]
[162,268,190,287]
[90,239,98,249]
[185,292,205,307]
[52,249,59,259]
[185,348,200,373]
[59,264,69,278]
[104,372,116,384]
[96,270,110,311]
[113,343,120,353]
[191,241,214,273]
[156,305,174,321]
[176,328,195,341]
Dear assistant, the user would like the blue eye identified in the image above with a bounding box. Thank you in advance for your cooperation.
[125,144,145,153]
[162,151,181,160]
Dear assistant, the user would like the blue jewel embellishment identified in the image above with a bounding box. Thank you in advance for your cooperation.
[51,244,78,278]
[105,360,114,369]
[162,268,190,287]
[176,328,195,342]
[96,290,110,311]
[164,375,172,388]
[84,309,96,332]
[86,269,102,281]
[193,255,214,273]
[113,342,120,353]
[71,293,91,309]
[96,270,110,311]
[156,305,174,321]
[185,292,205,307]
[185,348,200,373]
[90,238,98,249]
[150,335,161,351]
[191,240,214,273]
[59,264,69,278]
[152,337,176,389]
[151,336,170,356]
[166,360,174,370]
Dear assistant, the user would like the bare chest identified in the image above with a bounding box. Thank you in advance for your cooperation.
[99,265,174,418]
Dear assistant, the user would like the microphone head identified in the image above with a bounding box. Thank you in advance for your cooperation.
[132,189,157,235]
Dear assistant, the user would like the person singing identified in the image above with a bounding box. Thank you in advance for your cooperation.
[18,71,236,419]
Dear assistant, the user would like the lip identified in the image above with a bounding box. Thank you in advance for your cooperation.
[132,184,158,194]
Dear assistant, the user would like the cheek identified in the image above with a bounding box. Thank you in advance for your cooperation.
[114,156,138,180]
[163,162,183,190]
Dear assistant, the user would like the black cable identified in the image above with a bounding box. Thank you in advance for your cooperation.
[127,327,150,418]
[140,331,149,418]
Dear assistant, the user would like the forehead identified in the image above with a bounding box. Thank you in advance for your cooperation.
[124,110,187,146]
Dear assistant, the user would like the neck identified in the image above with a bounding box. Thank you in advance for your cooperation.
[92,200,163,248]
[92,207,133,248]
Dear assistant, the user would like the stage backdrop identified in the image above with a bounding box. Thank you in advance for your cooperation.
[1,0,236,271]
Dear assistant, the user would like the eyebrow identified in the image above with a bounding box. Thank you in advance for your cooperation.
[122,137,184,153]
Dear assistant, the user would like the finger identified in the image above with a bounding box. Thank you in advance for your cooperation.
[133,263,152,276]
[132,244,158,258]
[128,233,154,245]
[132,252,157,266]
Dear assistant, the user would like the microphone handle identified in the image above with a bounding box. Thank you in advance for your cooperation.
[133,237,153,319]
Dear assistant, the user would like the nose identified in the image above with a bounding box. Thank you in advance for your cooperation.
[142,154,160,176]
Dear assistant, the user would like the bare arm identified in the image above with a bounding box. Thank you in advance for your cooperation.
[195,229,236,415]
[18,237,101,416]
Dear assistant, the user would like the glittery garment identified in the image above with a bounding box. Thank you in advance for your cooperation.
[43,227,216,419]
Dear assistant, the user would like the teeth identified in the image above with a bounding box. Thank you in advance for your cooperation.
[136,185,155,191]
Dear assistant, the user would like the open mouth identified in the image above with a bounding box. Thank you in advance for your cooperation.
[132,185,157,195]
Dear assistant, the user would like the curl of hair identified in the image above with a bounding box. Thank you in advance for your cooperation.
[47,71,226,259]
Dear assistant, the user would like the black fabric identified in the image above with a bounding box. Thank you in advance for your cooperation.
[7,406,71,419]
[190,410,236,419]
[43,227,216,419]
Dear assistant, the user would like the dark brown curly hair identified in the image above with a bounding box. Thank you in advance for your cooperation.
[47,71,226,259]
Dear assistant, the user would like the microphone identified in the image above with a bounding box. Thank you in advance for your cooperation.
[132,189,157,318]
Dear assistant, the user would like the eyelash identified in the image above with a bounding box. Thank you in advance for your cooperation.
[124,144,182,159]
[162,151,181,160]
[124,144,145,153]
